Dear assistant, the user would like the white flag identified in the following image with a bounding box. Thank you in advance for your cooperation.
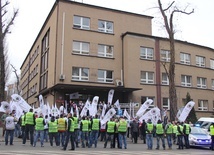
[47,102,51,117]
[90,96,99,117]
[114,99,120,110]
[176,106,184,119]
[10,101,23,119]
[0,101,11,112]
[70,92,79,99]
[101,103,107,118]
[123,109,130,121]
[139,107,161,125]
[178,101,195,122]
[136,99,153,117]
[76,106,79,119]
[80,99,90,117]
[107,89,114,105]
[101,108,116,125]
[11,94,31,112]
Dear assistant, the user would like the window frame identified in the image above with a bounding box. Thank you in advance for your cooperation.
[196,55,205,67]
[162,98,170,110]
[98,44,113,58]
[72,67,89,81]
[162,73,169,85]
[198,100,208,111]
[197,77,207,89]
[161,50,171,62]
[180,52,191,65]
[141,71,154,84]
[72,41,89,55]
[97,69,113,83]
[210,59,214,69]
[140,47,154,60]
[181,75,192,87]
[73,15,90,30]
[98,20,113,33]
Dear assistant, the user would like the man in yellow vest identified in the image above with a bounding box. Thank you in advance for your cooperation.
[172,121,178,144]
[183,121,191,149]
[20,111,26,142]
[210,122,214,151]
[48,116,59,147]
[57,114,67,147]
[165,120,173,149]
[80,116,89,148]
[62,113,75,151]
[112,118,120,148]
[118,116,128,149]
[23,108,35,146]
[73,113,80,148]
[104,118,116,148]
[146,119,154,150]
[33,113,45,147]
[89,115,100,148]
[155,120,165,150]
[177,121,184,150]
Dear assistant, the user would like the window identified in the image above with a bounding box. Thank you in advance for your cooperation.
[212,79,214,90]
[98,70,113,83]
[162,73,169,85]
[72,67,89,81]
[161,50,170,62]
[210,59,214,69]
[72,41,89,55]
[180,53,190,65]
[73,16,90,30]
[198,100,208,111]
[141,96,155,109]
[98,44,113,58]
[162,98,170,110]
[181,75,192,87]
[141,71,154,84]
[98,20,113,33]
[197,77,207,89]
[140,47,154,60]
[196,56,205,67]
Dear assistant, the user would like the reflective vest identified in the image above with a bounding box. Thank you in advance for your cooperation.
[146,123,154,133]
[156,123,164,134]
[88,120,91,131]
[81,120,89,132]
[21,115,25,126]
[58,118,66,131]
[35,118,44,130]
[107,121,116,133]
[25,112,34,125]
[173,125,178,134]
[166,124,173,134]
[73,117,78,129]
[92,119,100,130]
[118,120,127,132]
[184,124,190,134]
[210,125,214,136]
[177,125,183,136]
[69,118,74,132]
[48,121,58,133]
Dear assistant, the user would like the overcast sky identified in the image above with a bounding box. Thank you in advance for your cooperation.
[6,0,214,83]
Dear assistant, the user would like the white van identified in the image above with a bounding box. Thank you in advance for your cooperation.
[195,117,214,132]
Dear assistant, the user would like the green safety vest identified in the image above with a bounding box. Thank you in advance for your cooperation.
[173,125,178,134]
[146,123,154,133]
[21,115,25,126]
[156,123,164,134]
[210,125,214,136]
[184,124,190,134]
[25,112,34,125]
[35,117,44,131]
[58,118,66,131]
[177,125,183,136]
[92,119,100,130]
[166,124,173,134]
[48,121,58,133]
[107,121,116,133]
[73,117,78,129]
[118,120,127,132]
[81,120,89,132]
[69,118,74,132]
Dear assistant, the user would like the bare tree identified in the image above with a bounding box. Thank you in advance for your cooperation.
[157,0,194,120]
[0,0,18,101]
[10,64,20,95]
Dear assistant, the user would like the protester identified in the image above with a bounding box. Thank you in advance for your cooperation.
[48,116,59,146]
[183,121,191,149]
[155,120,165,150]
[80,116,89,148]
[104,118,116,148]
[118,117,128,149]
[57,114,67,147]
[165,120,173,149]
[177,122,184,150]
[5,113,17,145]
[89,115,100,148]
[146,119,154,150]
[33,113,45,147]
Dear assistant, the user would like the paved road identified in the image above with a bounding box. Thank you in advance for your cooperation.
[0,136,213,155]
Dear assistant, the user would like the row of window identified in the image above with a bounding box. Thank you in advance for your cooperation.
[29,65,38,82]
[73,15,113,34]
[142,96,214,111]
[30,46,39,65]
[141,71,214,89]
[28,83,37,97]
[141,47,214,69]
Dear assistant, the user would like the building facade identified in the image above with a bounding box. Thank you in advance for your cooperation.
[20,0,214,118]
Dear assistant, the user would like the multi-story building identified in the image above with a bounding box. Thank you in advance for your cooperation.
[20,0,214,118]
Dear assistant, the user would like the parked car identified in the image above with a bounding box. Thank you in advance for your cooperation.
[195,117,214,134]
[189,126,211,148]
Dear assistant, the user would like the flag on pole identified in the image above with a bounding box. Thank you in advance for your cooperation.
[11,94,31,112]
[136,99,153,117]
[80,99,90,117]
[178,101,195,122]
[76,106,79,119]
[101,103,107,118]
[101,108,116,125]
[139,107,161,125]
[123,109,130,121]
[107,89,114,106]
[114,99,120,110]
[10,101,23,119]
[90,96,99,117]
[0,101,11,112]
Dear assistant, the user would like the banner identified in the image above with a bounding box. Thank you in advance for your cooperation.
[90,96,99,117]
[101,108,116,125]
[139,107,161,125]
[101,103,107,118]
[178,101,195,122]
[80,99,90,117]
[0,101,11,112]
[11,94,31,112]
[10,101,23,119]
[107,89,114,106]
[176,106,184,119]
[114,99,120,110]
[123,109,130,120]
[70,92,79,99]
[136,99,153,117]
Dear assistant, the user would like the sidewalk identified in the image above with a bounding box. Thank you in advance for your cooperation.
[0,127,22,142]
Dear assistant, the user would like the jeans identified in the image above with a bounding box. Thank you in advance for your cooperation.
[104,133,114,148]
[211,136,214,150]
[100,131,106,141]
[44,129,49,142]
[146,134,153,149]
[23,124,34,145]
[5,129,14,145]
[64,131,75,150]
[58,131,66,147]
[113,133,119,148]
[166,134,172,148]
[81,131,89,148]
[33,130,44,146]
[156,134,165,149]
[177,135,184,149]
[89,130,99,148]
[21,126,25,142]
[119,132,127,149]
[74,129,79,147]
[15,124,21,137]
[49,132,59,146]
[184,134,190,148]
